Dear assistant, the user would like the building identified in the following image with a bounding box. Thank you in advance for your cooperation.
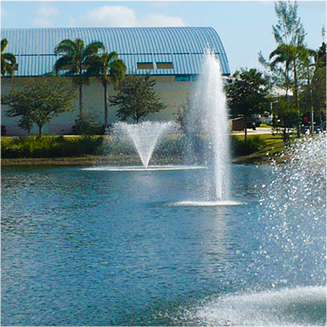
[1,27,230,135]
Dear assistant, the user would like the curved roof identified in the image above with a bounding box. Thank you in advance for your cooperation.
[1,27,230,77]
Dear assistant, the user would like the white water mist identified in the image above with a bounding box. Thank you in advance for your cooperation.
[113,121,178,169]
[187,50,231,201]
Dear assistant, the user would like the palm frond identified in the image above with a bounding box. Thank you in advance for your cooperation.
[3,53,17,65]
[83,41,105,57]
[54,39,76,56]
[1,38,9,53]
[109,60,126,83]
[53,55,73,74]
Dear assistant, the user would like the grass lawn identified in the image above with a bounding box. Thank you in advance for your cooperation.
[232,133,287,164]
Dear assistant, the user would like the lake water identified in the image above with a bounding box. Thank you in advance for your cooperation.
[1,164,326,326]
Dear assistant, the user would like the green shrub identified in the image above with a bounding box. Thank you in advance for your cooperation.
[230,135,266,156]
[1,125,7,136]
[71,110,105,135]
[1,135,104,158]
[2,134,267,159]
[71,121,105,135]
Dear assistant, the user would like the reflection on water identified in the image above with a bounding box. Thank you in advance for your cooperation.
[1,162,325,326]
[185,286,326,326]
[81,165,206,171]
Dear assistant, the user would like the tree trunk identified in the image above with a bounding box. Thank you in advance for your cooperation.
[38,124,43,137]
[293,60,301,138]
[244,116,248,143]
[285,63,290,102]
[104,82,108,128]
[79,83,83,122]
[307,68,314,135]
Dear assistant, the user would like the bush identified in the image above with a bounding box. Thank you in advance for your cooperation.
[2,134,267,160]
[71,109,105,135]
[1,125,7,136]
[71,121,105,135]
[230,135,266,156]
[1,135,104,158]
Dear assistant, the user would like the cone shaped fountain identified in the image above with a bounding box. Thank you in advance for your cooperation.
[113,121,178,169]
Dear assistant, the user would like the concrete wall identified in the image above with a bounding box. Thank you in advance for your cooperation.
[1,76,193,135]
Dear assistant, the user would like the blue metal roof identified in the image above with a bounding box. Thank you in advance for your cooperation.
[1,27,230,77]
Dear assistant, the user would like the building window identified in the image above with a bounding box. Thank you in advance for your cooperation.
[175,75,191,82]
[137,62,154,70]
[156,62,174,69]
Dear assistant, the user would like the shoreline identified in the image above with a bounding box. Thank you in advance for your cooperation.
[1,153,280,167]
[1,130,287,167]
[1,155,142,167]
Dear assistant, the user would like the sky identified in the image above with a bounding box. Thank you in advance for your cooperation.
[1,1,326,74]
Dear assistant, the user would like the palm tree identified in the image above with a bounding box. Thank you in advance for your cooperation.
[269,44,310,137]
[269,43,294,101]
[54,38,105,122]
[260,1,305,105]
[1,38,17,77]
[88,51,126,128]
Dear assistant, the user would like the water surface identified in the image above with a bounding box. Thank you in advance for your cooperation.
[1,164,325,326]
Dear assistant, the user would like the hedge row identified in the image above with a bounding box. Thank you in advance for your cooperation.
[1,136,104,158]
[1,135,267,159]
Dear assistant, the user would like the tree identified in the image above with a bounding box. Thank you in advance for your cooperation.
[87,51,126,128]
[297,47,317,134]
[316,41,326,68]
[1,38,17,77]
[2,77,77,135]
[225,68,270,141]
[271,97,298,141]
[54,38,105,122]
[312,65,326,128]
[258,1,307,136]
[174,95,192,133]
[109,74,166,123]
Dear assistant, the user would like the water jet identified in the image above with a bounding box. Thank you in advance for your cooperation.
[185,49,231,203]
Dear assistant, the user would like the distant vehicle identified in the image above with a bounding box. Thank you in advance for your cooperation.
[246,121,256,130]
[315,127,322,134]
[301,126,310,135]
[263,118,272,125]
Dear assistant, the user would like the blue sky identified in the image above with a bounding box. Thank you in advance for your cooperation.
[1,1,326,74]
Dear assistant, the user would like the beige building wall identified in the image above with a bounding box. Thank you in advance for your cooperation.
[1,76,193,136]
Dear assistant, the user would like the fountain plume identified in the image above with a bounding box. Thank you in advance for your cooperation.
[187,49,231,201]
[113,121,179,169]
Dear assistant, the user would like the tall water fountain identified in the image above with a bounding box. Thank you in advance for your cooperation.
[186,49,231,202]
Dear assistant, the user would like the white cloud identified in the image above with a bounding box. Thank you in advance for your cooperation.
[31,4,60,27]
[259,0,275,5]
[70,17,77,28]
[36,5,60,17]
[31,17,53,28]
[81,6,136,27]
[298,1,326,12]
[80,5,185,28]
[258,0,327,11]
[150,2,171,9]
[137,14,185,27]
[1,7,6,17]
